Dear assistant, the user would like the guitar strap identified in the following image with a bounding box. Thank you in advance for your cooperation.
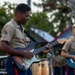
[68,46,71,52]
[66,40,72,75]
[68,41,71,52]
[24,30,37,43]
[19,25,37,43]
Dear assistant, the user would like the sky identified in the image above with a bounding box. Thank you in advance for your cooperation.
[0,0,42,12]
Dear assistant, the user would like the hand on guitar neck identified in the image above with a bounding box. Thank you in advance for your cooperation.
[43,43,53,53]
[66,52,75,68]
[57,36,73,44]
[71,55,75,62]
[57,38,68,44]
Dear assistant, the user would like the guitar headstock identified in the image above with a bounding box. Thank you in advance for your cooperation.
[46,43,53,49]
[46,43,53,48]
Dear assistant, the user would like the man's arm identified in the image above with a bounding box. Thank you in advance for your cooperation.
[61,50,75,59]
[0,41,33,59]
[43,44,52,53]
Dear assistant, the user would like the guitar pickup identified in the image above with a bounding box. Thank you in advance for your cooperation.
[70,59,75,63]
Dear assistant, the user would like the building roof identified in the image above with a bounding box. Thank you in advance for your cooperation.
[51,26,73,49]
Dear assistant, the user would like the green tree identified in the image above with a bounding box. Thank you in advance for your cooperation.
[0,2,17,55]
[25,12,54,36]
[33,0,73,36]
[0,2,17,34]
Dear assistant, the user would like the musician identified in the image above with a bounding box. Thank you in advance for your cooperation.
[0,3,51,75]
[25,37,31,46]
[61,25,75,75]
[53,50,61,75]
[60,56,66,75]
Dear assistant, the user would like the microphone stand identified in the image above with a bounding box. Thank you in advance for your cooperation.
[47,48,54,75]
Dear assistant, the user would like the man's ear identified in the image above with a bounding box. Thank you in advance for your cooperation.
[16,12,21,19]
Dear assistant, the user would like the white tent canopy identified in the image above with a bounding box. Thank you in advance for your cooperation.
[31,28,54,42]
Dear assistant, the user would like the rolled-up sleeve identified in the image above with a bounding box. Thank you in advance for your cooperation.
[0,24,15,43]
[62,40,71,52]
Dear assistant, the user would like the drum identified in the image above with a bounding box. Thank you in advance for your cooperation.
[31,60,49,75]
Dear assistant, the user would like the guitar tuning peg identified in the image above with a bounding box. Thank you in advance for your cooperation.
[46,44,53,49]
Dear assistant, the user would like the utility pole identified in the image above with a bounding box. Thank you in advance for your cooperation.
[27,0,31,7]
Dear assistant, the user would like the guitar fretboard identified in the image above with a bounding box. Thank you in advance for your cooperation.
[34,41,58,55]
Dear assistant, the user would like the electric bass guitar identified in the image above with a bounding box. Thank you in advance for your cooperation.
[11,40,60,71]
[66,52,75,68]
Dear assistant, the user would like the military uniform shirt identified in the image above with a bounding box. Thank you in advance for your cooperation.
[62,37,75,52]
[0,19,27,48]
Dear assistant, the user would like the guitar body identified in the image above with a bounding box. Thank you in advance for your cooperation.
[11,42,40,71]
[66,52,75,68]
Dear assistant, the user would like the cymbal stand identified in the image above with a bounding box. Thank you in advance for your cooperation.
[47,48,54,75]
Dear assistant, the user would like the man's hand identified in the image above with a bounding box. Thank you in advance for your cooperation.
[43,43,53,53]
[71,55,75,62]
[21,51,33,59]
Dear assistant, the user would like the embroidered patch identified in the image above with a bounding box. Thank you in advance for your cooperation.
[4,30,7,35]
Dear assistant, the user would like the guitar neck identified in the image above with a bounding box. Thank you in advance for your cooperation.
[34,41,58,55]
[34,46,47,55]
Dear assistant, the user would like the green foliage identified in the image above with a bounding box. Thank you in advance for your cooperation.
[26,12,50,31]
[25,12,55,37]
[0,2,17,33]
[33,0,73,37]
[31,0,74,58]
[0,2,17,55]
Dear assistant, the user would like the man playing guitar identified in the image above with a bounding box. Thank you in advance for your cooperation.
[0,3,51,75]
[61,25,75,75]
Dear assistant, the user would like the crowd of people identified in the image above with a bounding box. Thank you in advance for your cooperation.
[52,50,66,75]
